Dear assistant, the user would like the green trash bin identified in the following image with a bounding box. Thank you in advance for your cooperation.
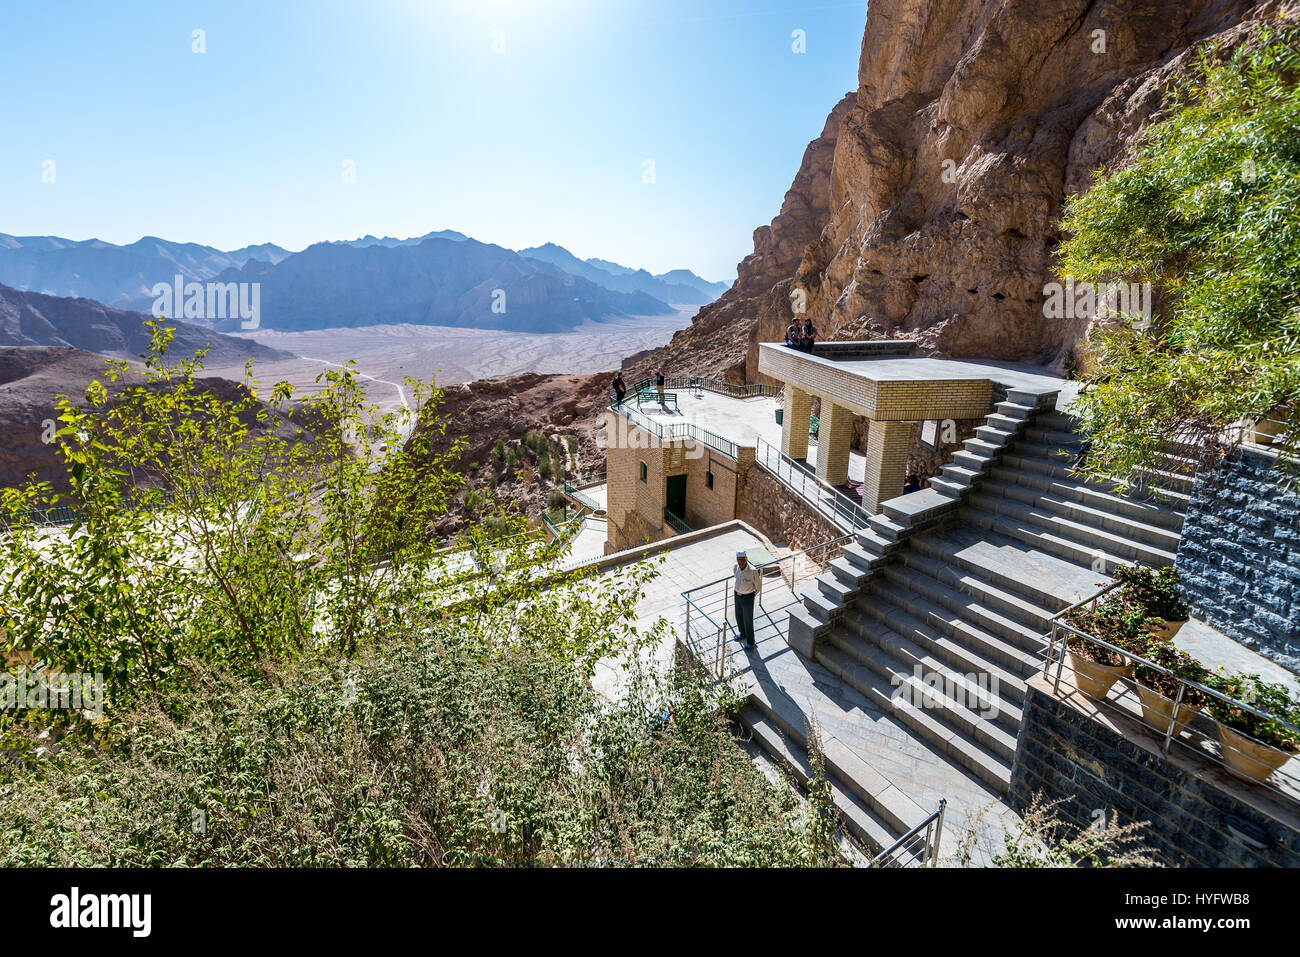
[775,408,783,426]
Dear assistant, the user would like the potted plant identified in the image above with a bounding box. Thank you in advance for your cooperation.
[1061,600,1154,701]
[1112,565,1189,639]
[1132,641,1208,735]
[1203,672,1300,784]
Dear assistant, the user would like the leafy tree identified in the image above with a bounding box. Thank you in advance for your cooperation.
[1059,23,1300,486]
[0,327,833,866]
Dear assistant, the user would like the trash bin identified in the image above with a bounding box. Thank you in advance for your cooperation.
[775,408,783,426]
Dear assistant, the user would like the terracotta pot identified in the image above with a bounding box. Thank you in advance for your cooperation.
[1216,723,1298,784]
[1151,619,1187,641]
[1136,684,1201,735]
[1067,650,1134,700]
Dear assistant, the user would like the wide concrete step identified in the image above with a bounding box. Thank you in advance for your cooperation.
[877,563,1050,655]
[861,577,1043,678]
[820,632,1020,759]
[739,706,904,857]
[967,492,1178,568]
[895,548,1057,633]
[986,463,1186,529]
[977,478,1183,552]
[837,606,1028,714]
[814,644,1014,793]
[907,522,1106,615]
[744,676,932,848]
[999,451,1193,511]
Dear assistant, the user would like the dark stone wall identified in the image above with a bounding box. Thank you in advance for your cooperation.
[1009,682,1300,867]
[1175,447,1300,675]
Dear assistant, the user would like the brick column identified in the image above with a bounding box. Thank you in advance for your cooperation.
[861,419,911,513]
[780,385,812,459]
[815,401,854,486]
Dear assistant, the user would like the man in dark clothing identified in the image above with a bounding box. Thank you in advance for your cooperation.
[655,367,666,404]
[785,320,801,348]
[611,371,626,406]
[903,474,922,494]
[799,320,817,352]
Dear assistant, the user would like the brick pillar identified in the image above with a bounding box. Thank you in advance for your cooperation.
[781,386,812,459]
[815,401,854,486]
[861,419,911,513]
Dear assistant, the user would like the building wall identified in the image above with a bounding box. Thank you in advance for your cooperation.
[1009,678,1300,867]
[738,466,841,552]
[1175,446,1300,675]
[605,436,670,553]
[683,446,742,532]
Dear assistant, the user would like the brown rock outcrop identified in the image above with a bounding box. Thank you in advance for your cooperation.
[638,0,1298,382]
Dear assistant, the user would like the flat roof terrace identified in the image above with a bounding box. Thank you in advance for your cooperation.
[758,341,1075,511]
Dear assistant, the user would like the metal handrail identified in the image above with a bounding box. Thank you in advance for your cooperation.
[1044,584,1300,796]
[680,534,851,677]
[611,404,739,459]
[871,799,946,867]
[663,508,691,534]
[630,375,781,400]
[754,437,872,532]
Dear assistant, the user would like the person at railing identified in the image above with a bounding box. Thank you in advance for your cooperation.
[655,367,666,404]
[732,550,762,651]
[611,371,627,406]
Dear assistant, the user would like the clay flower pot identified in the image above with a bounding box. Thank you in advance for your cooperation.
[1067,649,1134,700]
[1136,685,1201,735]
[1150,619,1188,641]
[1216,724,1298,784]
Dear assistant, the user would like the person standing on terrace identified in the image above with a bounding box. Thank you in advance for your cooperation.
[612,371,627,406]
[655,367,666,404]
[732,550,762,651]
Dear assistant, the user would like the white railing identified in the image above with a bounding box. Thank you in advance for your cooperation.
[755,437,873,532]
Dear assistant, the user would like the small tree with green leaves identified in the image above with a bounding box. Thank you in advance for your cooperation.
[1059,23,1300,487]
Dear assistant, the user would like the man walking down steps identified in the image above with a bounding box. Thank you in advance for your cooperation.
[732,550,762,651]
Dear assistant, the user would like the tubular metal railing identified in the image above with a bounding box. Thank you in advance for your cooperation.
[611,403,739,459]
[680,534,850,678]
[870,799,946,868]
[754,437,873,532]
[629,375,781,400]
[663,508,692,535]
[1044,586,1300,802]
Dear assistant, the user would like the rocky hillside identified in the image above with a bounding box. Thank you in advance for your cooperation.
[638,0,1298,382]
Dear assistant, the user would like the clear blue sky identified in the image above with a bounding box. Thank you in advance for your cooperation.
[0,0,866,281]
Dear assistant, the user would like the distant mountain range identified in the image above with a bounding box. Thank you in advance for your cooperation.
[0,283,291,365]
[0,230,729,334]
[204,237,672,334]
[518,243,728,305]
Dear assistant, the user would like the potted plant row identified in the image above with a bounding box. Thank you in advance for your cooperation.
[1062,565,1299,784]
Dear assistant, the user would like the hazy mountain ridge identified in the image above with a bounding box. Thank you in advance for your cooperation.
[519,243,727,305]
[208,237,674,334]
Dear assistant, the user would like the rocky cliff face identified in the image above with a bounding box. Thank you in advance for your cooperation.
[643,0,1297,382]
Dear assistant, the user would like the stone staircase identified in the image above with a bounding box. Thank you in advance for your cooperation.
[755,389,1189,814]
